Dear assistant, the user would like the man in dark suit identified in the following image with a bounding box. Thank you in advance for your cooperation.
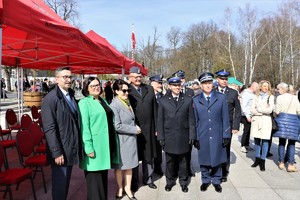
[193,72,231,193]
[128,66,158,191]
[214,69,241,182]
[150,74,164,176]
[157,77,197,193]
[173,70,195,176]
[41,67,82,200]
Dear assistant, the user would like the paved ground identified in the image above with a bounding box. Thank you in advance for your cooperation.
[0,92,299,200]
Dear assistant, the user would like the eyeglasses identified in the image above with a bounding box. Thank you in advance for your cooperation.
[89,84,101,89]
[58,75,73,80]
[122,89,131,93]
[130,76,142,79]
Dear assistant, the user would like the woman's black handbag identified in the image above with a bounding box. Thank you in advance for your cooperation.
[270,112,278,131]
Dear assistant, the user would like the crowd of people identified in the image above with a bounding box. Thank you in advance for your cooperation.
[40,66,300,200]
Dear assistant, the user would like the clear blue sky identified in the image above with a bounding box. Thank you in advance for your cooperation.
[79,0,284,51]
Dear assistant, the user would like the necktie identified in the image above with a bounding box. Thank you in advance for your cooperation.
[206,96,210,103]
[220,89,224,94]
[137,87,142,96]
[66,93,76,112]
[174,97,178,106]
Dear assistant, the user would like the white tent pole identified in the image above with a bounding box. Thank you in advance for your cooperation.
[21,67,24,116]
[16,62,20,121]
[122,67,125,79]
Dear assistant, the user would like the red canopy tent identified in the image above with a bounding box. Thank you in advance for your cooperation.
[85,30,148,75]
[0,0,124,70]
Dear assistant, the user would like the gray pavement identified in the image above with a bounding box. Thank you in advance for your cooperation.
[0,93,300,200]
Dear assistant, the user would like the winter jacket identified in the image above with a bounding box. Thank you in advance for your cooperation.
[273,113,300,140]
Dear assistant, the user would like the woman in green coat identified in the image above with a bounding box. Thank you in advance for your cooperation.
[78,77,120,200]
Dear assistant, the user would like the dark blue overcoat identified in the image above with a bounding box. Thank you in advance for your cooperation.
[193,91,231,167]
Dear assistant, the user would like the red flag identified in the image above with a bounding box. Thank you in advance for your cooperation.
[131,32,136,49]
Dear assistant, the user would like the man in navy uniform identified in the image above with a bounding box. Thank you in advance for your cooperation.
[173,70,194,97]
[193,72,231,193]
[150,75,164,103]
[149,74,164,176]
[128,66,158,191]
[157,77,197,193]
[214,69,241,182]
[173,70,195,176]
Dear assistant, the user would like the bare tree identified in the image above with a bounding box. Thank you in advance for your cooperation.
[219,8,237,78]
[139,27,164,75]
[238,4,272,84]
[44,0,81,28]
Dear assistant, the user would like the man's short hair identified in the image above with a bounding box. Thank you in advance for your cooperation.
[55,67,71,77]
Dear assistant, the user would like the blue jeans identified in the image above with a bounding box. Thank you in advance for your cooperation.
[278,138,296,163]
[254,138,269,160]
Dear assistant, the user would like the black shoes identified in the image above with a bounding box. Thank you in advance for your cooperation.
[124,191,137,200]
[181,185,189,193]
[213,184,222,193]
[165,183,175,192]
[147,183,157,189]
[188,169,195,177]
[200,183,211,191]
[115,194,124,200]
[260,159,266,171]
[266,152,273,157]
[251,157,261,168]
[221,176,227,182]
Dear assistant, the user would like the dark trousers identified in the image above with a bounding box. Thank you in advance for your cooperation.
[221,137,232,177]
[241,116,251,147]
[165,152,188,186]
[84,170,108,200]
[154,140,163,172]
[131,159,154,190]
[51,165,73,200]
[186,145,193,173]
[200,165,221,185]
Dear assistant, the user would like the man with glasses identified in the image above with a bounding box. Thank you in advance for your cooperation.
[42,67,82,200]
[214,69,241,182]
[128,66,158,192]
[149,75,164,176]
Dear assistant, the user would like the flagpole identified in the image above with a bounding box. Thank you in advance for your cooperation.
[131,24,135,60]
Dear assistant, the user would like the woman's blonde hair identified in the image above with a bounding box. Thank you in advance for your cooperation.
[256,80,272,96]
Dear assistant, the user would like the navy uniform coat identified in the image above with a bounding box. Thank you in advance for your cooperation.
[193,91,231,167]
[182,86,194,97]
[41,85,83,166]
[214,87,241,130]
[129,83,157,162]
[157,93,196,154]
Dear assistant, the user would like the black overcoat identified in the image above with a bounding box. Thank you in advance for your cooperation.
[157,93,196,154]
[215,87,241,130]
[129,83,157,162]
[41,85,83,166]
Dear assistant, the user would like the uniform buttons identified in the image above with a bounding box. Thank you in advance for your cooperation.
[210,137,212,139]
[208,110,211,112]
[209,119,211,122]
[209,128,211,130]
